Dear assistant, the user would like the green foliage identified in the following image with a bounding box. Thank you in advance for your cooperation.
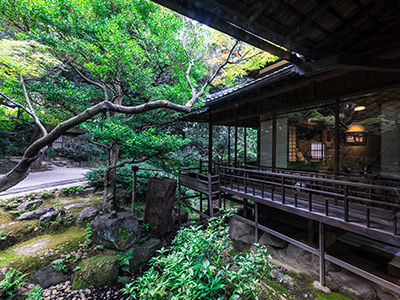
[61,186,84,196]
[51,259,67,272]
[45,135,106,163]
[0,119,35,156]
[27,285,45,300]
[141,222,150,232]
[117,249,134,272]
[0,269,26,297]
[123,215,274,299]
[85,163,169,203]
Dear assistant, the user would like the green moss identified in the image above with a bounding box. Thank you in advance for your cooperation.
[0,226,87,279]
[72,254,119,289]
[315,291,354,300]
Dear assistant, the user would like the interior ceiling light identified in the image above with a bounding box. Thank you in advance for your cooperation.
[354,105,366,111]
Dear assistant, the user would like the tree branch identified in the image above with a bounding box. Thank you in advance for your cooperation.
[20,76,48,137]
[70,64,109,101]
[185,40,239,108]
[0,99,191,192]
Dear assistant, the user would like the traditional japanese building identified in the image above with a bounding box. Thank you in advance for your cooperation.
[153,0,400,294]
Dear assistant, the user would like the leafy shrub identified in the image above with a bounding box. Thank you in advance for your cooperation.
[27,285,45,300]
[60,186,84,196]
[123,215,274,299]
[85,163,169,204]
[45,135,106,163]
[51,259,67,272]
[0,269,26,297]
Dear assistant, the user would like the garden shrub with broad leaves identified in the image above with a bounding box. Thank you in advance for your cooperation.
[123,214,274,299]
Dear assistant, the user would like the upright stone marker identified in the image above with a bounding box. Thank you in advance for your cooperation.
[144,177,177,237]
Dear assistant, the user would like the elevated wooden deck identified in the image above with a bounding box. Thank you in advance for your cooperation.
[219,166,400,247]
[178,165,400,294]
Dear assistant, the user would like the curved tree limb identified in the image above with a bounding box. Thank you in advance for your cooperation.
[185,40,239,108]
[0,99,191,192]
[20,75,48,137]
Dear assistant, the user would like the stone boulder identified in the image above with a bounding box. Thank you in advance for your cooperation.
[32,265,70,288]
[39,209,61,226]
[18,207,55,221]
[144,177,177,237]
[128,238,162,272]
[90,211,140,251]
[72,254,119,290]
[229,217,255,244]
[17,200,43,211]
[328,270,377,300]
[78,207,99,221]
[259,232,287,249]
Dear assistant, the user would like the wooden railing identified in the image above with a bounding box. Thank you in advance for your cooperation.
[219,166,400,235]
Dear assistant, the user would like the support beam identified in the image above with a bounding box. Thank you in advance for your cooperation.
[272,112,277,172]
[319,222,326,286]
[235,122,238,167]
[228,126,231,166]
[208,116,213,174]
[244,123,247,165]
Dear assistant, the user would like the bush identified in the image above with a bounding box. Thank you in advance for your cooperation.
[122,215,274,300]
[0,269,26,297]
[85,163,169,204]
[45,135,106,163]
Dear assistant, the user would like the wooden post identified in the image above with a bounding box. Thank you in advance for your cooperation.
[319,222,326,286]
[131,166,139,212]
[200,193,203,221]
[178,177,182,227]
[244,123,247,165]
[208,117,213,174]
[228,126,231,166]
[255,202,259,243]
[272,112,277,172]
[235,123,238,167]
[208,173,214,218]
[335,97,340,179]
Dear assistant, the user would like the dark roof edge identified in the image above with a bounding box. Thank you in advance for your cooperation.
[204,64,299,106]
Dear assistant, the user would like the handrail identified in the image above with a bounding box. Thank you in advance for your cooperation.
[220,166,399,193]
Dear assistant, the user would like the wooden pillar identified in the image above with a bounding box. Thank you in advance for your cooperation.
[234,121,238,167]
[208,115,213,174]
[255,202,259,243]
[244,120,247,165]
[131,166,138,211]
[200,193,203,221]
[272,112,277,172]
[335,97,340,179]
[208,173,214,218]
[257,125,261,166]
[178,176,181,227]
[319,222,326,286]
[228,126,231,166]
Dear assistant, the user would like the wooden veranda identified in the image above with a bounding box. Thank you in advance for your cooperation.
[178,163,400,294]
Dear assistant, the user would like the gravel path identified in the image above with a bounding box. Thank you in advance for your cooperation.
[0,167,89,197]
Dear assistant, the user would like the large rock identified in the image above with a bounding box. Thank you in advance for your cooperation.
[144,177,177,237]
[72,255,119,290]
[90,211,140,251]
[39,209,61,225]
[18,207,55,221]
[229,217,255,244]
[329,270,377,300]
[259,232,287,249]
[128,238,162,272]
[32,265,70,288]
[17,200,43,211]
[78,207,99,221]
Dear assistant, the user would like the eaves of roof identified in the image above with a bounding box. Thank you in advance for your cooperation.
[204,64,300,107]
